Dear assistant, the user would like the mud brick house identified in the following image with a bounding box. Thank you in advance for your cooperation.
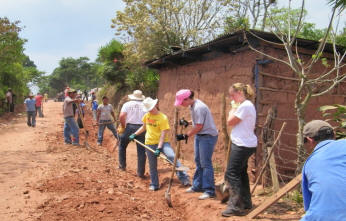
[145,30,346,181]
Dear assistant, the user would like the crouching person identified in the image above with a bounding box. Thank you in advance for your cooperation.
[129,97,190,191]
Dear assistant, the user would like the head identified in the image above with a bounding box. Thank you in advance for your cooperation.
[128,90,145,101]
[37,92,41,95]
[174,89,195,107]
[228,83,254,103]
[102,96,109,105]
[303,120,335,153]
[28,93,34,98]
[67,88,77,98]
[142,97,159,113]
[8,88,12,92]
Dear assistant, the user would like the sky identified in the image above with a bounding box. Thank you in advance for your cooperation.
[0,0,345,76]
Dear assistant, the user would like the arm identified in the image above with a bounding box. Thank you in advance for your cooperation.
[111,110,116,122]
[158,129,168,149]
[134,124,146,135]
[96,109,101,123]
[187,124,203,137]
[119,112,127,128]
[227,108,241,126]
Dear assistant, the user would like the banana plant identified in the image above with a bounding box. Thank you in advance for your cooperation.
[319,104,346,139]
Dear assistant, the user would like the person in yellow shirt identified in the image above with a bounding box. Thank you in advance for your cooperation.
[129,97,190,191]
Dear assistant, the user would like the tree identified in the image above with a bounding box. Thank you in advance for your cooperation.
[0,17,43,112]
[245,0,346,173]
[112,0,233,60]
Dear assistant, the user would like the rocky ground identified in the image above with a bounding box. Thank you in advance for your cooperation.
[0,101,304,221]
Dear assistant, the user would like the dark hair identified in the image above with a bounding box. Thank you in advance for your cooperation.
[102,96,108,100]
[189,90,194,99]
[310,127,334,143]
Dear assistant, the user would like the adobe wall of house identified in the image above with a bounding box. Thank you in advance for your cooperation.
[155,45,346,182]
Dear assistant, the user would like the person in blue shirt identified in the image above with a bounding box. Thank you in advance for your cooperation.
[301,120,346,221]
[91,94,98,121]
[24,93,36,127]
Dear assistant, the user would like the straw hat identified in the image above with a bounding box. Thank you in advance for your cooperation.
[128,90,145,101]
[142,97,158,112]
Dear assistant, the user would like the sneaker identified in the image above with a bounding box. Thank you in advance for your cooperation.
[72,143,80,146]
[148,186,159,191]
[185,187,195,193]
[198,192,214,200]
[64,142,72,145]
[118,166,126,171]
[97,142,102,146]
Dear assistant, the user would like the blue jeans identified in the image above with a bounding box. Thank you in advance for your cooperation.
[36,106,44,117]
[27,111,36,127]
[192,134,218,195]
[64,116,79,144]
[97,120,118,144]
[147,142,190,188]
[118,124,146,176]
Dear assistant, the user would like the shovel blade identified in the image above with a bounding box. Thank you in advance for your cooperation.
[165,190,172,207]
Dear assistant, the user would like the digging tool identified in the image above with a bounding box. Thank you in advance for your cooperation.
[133,139,188,172]
[76,102,95,151]
[215,137,232,203]
[165,116,186,207]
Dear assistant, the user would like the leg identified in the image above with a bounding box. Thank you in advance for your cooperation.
[27,111,31,127]
[162,142,190,184]
[146,145,159,189]
[106,123,118,140]
[118,126,131,169]
[67,118,79,144]
[198,135,217,196]
[31,111,36,127]
[63,119,72,143]
[192,136,203,191]
[223,144,253,215]
[240,148,256,209]
[97,124,106,144]
[38,106,43,117]
[135,131,146,177]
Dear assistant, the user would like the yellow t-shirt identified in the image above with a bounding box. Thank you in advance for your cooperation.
[142,112,170,145]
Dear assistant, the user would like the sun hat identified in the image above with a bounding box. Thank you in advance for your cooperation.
[66,88,77,93]
[174,89,191,106]
[128,90,145,101]
[303,120,333,138]
[142,97,158,112]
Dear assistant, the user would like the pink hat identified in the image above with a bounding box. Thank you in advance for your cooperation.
[174,89,191,106]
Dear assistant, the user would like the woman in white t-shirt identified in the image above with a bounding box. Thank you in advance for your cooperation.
[222,83,257,217]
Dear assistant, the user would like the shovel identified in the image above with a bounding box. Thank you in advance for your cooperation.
[133,139,188,172]
[215,138,232,203]
[76,103,94,151]
[165,123,184,208]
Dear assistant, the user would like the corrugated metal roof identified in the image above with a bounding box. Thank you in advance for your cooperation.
[145,29,344,69]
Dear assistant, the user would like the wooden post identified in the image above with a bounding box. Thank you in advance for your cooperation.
[268,146,280,192]
[251,122,286,195]
[220,93,229,156]
[247,174,302,219]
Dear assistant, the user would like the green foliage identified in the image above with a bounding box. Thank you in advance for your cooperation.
[319,104,346,139]
[0,17,43,111]
[224,16,249,33]
[97,40,124,63]
[37,57,103,97]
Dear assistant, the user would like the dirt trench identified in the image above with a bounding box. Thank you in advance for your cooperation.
[0,101,303,221]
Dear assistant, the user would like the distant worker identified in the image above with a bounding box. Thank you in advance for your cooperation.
[129,97,190,190]
[63,88,80,146]
[96,96,118,146]
[44,93,48,102]
[118,90,146,177]
[91,93,98,121]
[64,86,70,98]
[175,89,218,200]
[83,89,88,101]
[24,93,36,127]
[35,92,44,118]
[6,88,14,112]
[301,120,346,221]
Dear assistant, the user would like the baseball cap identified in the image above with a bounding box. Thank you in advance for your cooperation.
[303,120,333,138]
[66,88,77,93]
[174,89,191,106]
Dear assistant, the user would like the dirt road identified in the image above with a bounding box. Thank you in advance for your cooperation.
[0,101,303,221]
